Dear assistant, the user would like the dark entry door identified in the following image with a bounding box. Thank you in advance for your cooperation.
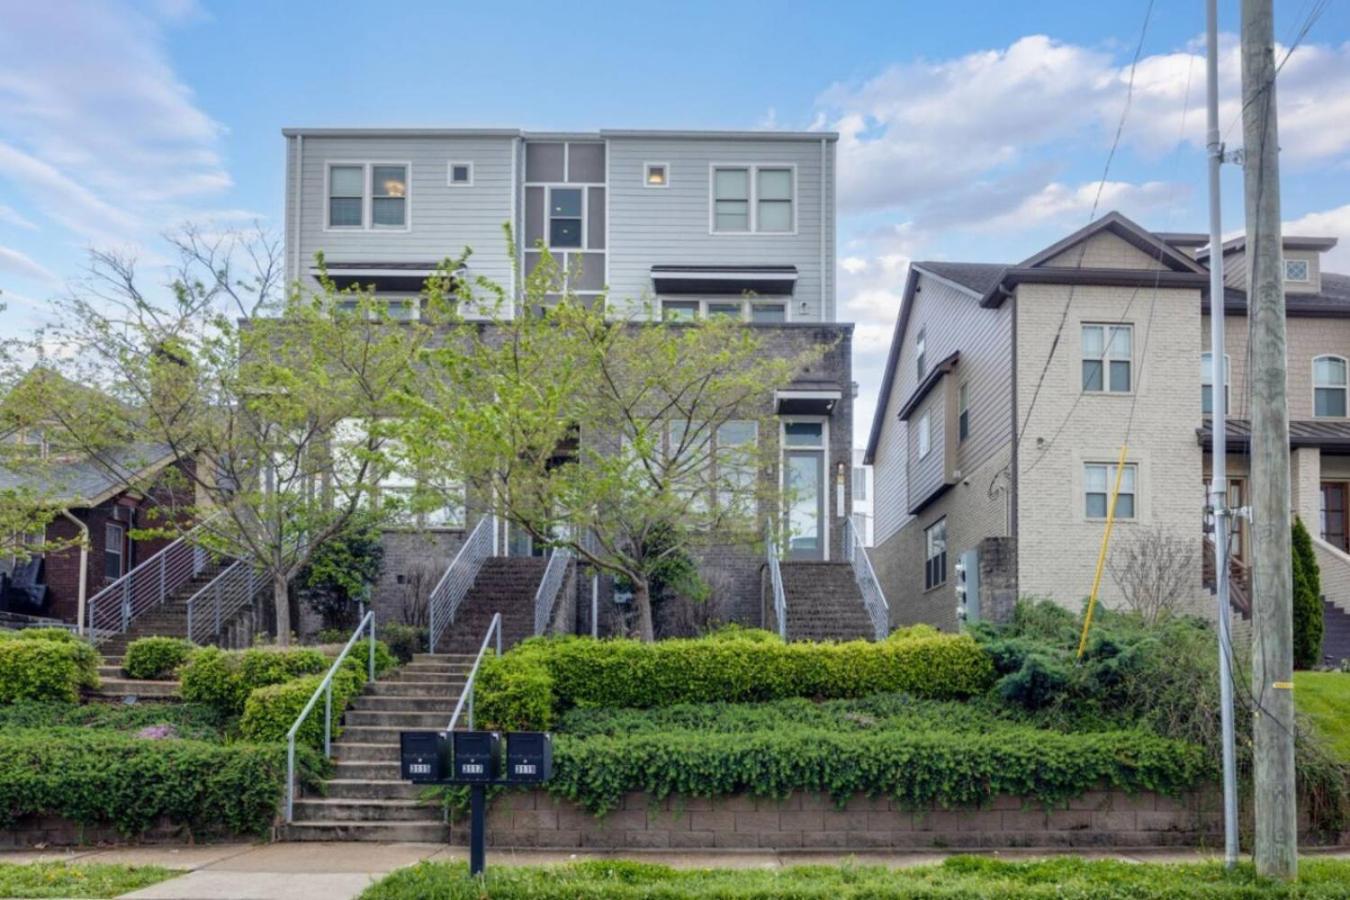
[1322,482,1349,552]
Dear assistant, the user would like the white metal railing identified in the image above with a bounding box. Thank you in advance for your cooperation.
[86,521,212,643]
[446,612,502,734]
[533,548,573,636]
[185,559,262,645]
[766,526,787,640]
[428,515,495,653]
[845,517,890,640]
[284,610,377,823]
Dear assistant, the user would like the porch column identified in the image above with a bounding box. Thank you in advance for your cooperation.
[1290,446,1321,527]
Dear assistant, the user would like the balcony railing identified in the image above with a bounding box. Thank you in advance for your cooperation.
[185,559,263,645]
[533,547,574,636]
[428,514,495,652]
[845,517,890,640]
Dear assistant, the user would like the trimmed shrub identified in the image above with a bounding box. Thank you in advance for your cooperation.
[238,643,393,747]
[477,633,994,730]
[123,637,196,680]
[0,729,323,837]
[0,637,99,703]
[1293,516,1325,669]
[179,646,328,716]
[0,627,79,642]
[379,623,427,663]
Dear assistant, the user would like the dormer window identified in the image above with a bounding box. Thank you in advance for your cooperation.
[1284,259,1310,283]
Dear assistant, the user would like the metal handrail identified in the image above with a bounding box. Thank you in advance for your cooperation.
[427,515,495,653]
[765,526,787,640]
[284,610,377,823]
[533,548,573,636]
[184,559,261,645]
[845,517,890,640]
[446,612,502,734]
[86,519,213,643]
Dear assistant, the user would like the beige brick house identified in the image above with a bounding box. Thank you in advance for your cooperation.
[864,211,1350,663]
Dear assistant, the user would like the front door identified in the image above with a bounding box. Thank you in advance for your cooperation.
[785,449,824,560]
[1322,482,1349,552]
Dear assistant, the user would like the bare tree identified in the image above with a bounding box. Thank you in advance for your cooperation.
[1108,526,1197,625]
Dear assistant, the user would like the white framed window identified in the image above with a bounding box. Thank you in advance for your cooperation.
[1284,259,1310,283]
[547,186,584,249]
[644,163,669,187]
[658,298,789,323]
[1084,462,1137,520]
[924,518,947,590]
[104,522,124,580]
[1314,355,1348,417]
[915,328,926,381]
[447,161,473,186]
[661,300,700,322]
[917,412,931,459]
[710,164,795,234]
[327,165,365,228]
[1201,352,1231,415]
[326,162,410,230]
[714,420,758,513]
[1082,324,1132,393]
[958,383,970,443]
[371,165,407,228]
[851,466,867,501]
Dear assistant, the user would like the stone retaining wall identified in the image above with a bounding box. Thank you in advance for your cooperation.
[453,788,1234,851]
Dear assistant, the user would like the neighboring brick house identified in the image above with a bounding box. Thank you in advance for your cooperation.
[280,128,862,636]
[865,211,1350,661]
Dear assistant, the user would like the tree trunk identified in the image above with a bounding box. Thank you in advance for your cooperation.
[632,579,655,642]
[273,572,291,647]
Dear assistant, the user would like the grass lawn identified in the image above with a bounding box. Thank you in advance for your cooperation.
[359,857,1350,899]
[1295,671,1350,761]
[0,861,180,898]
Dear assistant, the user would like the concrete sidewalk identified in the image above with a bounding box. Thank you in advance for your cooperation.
[3,843,1348,899]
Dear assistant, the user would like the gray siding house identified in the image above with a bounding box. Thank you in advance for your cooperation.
[281,127,864,638]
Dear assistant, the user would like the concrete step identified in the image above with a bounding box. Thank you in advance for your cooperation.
[364,680,464,698]
[343,710,451,728]
[349,695,455,713]
[291,798,441,822]
[321,779,426,801]
[282,820,449,842]
[91,678,181,699]
[333,742,400,762]
[340,725,433,745]
[332,760,403,781]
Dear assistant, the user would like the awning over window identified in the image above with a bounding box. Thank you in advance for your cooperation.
[651,265,797,296]
[775,389,841,416]
[310,262,461,293]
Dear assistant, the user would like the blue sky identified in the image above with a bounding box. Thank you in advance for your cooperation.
[1,0,1348,442]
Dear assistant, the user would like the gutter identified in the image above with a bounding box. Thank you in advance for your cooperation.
[59,509,89,636]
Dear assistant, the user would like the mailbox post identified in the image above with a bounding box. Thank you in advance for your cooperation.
[401,729,552,877]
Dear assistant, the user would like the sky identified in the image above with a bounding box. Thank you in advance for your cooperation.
[1,0,1348,445]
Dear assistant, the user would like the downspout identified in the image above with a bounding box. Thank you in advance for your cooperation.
[59,510,89,636]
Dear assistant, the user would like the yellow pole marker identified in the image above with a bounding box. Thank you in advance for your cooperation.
[1077,444,1129,660]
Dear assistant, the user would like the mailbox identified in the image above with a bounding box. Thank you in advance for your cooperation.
[452,730,500,782]
[399,731,449,783]
[505,731,553,783]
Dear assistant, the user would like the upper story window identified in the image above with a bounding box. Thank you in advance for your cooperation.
[1082,324,1132,393]
[1285,259,1310,283]
[548,187,583,248]
[917,411,931,459]
[1201,352,1231,415]
[659,299,788,323]
[915,328,927,381]
[645,163,668,187]
[327,163,409,230]
[924,518,947,590]
[447,162,473,186]
[1084,462,1136,519]
[958,383,970,443]
[104,522,124,580]
[711,165,794,233]
[852,466,867,501]
[1314,355,1348,417]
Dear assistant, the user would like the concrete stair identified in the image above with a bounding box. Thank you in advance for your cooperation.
[94,564,232,658]
[435,557,549,655]
[281,653,476,842]
[777,562,875,641]
[1322,600,1350,667]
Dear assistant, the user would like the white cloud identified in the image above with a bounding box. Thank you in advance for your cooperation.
[973,179,1188,234]
[0,244,59,284]
[0,203,37,231]
[1285,204,1350,273]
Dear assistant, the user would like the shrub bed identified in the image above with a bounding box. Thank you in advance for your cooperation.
[0,636,99,703]
[0,729,324,837]
[178,646,329,715]
[0,701,229,741]
[122,637,196,680]
[478,631,994,729]
[240,654,371,748]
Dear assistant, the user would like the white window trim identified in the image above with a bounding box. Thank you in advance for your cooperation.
[1313,354,1349,418]
[923,517,947,591]
[447,161,474,187]
[1201,352,1231,415]
[779,416,831,561]
[1083,462,1138,521]
[1081,322,1134,395]
[544,184,588,251]
[104,521,125,579]
[657,297,792,323]
[644,162,670,188]
[708,163,798,236]
[917,412,932,460]
[324,161,412,233]
[1284,258,1311,283]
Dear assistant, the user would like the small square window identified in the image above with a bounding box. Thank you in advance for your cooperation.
[645,163,668,187]
[1284,259,1310,282]
[448,162,473,186]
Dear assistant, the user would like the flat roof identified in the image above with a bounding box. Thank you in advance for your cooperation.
[281,127,838,142]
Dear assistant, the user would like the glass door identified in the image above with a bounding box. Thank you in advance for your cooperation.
[785,449,824,560]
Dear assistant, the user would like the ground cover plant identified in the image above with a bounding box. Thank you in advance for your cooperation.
[0,701,229,741]
[359,857,1350,900]
[0,861,181,899]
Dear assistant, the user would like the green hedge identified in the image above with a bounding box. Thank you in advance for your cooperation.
[123,637,196,680]
[179,646,328,715]
[240,662,366,748]
[0,637,99,703]
[0,729,324,837]
[477,632,995,730]
[0,627,79,642]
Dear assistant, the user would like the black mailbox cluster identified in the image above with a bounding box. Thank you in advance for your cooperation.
[399,730,552,785]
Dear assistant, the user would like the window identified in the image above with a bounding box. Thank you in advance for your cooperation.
[707,302,742,319]
[1082,324,1132,393]
[715,420,758,513]
[924,518,947,590]
[1314,355,1348,417]
[1285,259,1310,282]
[1201,352,1230,415]
[328,165,364,228]
[661,300,700,321]
[917,412,931,459]
[713,168,750,232]
[783,421,823,447]
[1084,463,1137,519]
[852,466,867,501]
[750,303,786,323]
[756,168,793,232]
[658,299,788,322]
[644,163,668,187]
[958,383,970,442]
[548,187,583,248]
[915,328,926,381]
[104,522,124,580]
[371,165,407,227]
[447,162,473,186]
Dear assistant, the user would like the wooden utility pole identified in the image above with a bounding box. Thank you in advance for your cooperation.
[1241,0,1298,880]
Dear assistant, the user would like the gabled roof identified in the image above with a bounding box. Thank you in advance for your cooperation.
[1018,211,1208,274]
[1196,234,1339,261]
[1204,272,1350,318]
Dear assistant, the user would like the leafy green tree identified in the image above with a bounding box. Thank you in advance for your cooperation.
[1291,516,1324,669]
[298,510,385,632]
